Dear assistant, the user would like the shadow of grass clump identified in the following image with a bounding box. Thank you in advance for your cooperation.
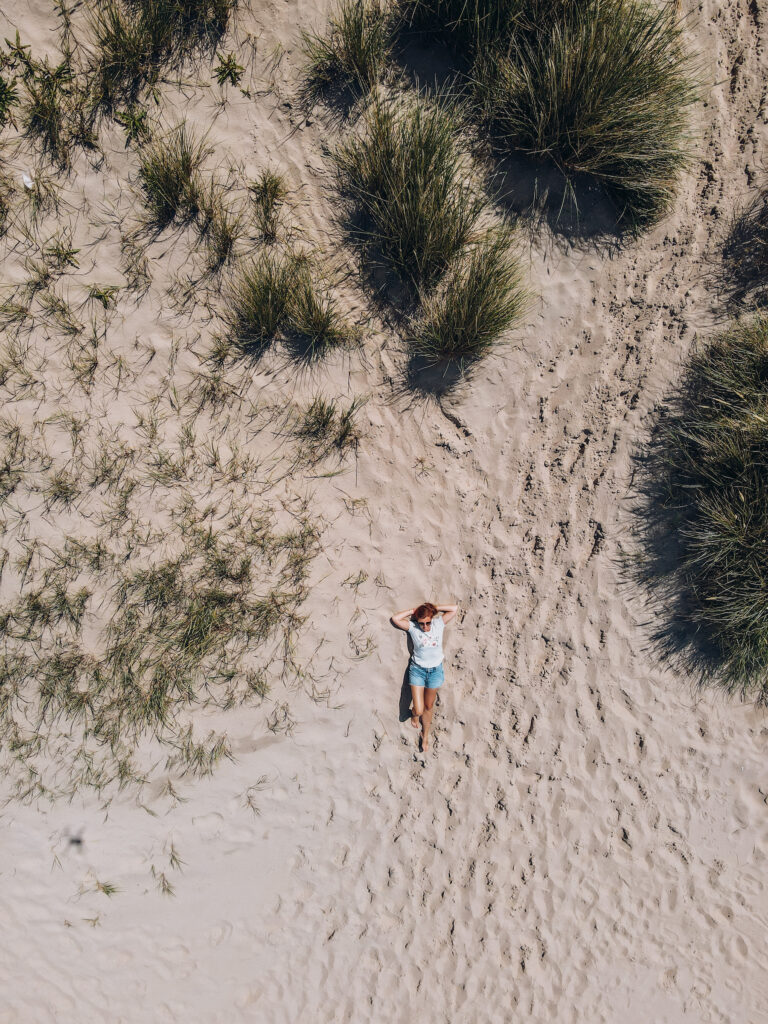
[630,315,768,701]
[398,0,698,234]
[722,186,768,309]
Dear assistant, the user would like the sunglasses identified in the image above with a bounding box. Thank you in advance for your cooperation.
[416,619,432,626]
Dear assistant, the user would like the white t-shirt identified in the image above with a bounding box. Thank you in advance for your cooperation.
[408,615,445,668]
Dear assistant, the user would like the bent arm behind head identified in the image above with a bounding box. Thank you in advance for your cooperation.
[436,603,458,624]
[391,607,416,631]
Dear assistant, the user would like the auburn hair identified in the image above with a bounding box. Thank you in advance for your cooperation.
[413,602,437,620]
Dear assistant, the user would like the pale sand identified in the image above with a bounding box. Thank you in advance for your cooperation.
[1,0,768,1022]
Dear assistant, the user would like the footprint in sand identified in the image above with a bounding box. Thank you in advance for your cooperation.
[209,921,233,946]
[192,812,224,839]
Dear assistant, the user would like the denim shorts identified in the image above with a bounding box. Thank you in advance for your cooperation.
[409,661,444,689]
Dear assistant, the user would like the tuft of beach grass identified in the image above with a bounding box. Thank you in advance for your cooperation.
[631,315,768,699]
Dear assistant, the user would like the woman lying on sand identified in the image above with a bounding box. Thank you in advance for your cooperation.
[390,601,458,752]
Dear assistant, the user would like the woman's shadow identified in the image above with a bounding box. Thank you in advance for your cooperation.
[397,632,414,723]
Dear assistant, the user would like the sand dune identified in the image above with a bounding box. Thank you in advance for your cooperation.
[1,0,768,1021]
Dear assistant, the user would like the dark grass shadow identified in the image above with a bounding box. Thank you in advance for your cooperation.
[273,334,360,380]
[398,352,471,401]
[390,33,465,96]
[489,152,629,251]
[719,190,768,312]
[332,200,424,322]
[299,78,372,126]
[229,334,274,364]
[393,620,415,722]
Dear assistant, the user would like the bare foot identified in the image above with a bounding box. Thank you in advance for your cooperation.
[421,731,430,752]
[410,714,420,729]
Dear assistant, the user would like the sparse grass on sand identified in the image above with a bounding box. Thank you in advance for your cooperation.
[410,225,526,369]
[633,316,768,699]
[89,0,238,109]
[0,3,374,807]
[295,395,363,463]
[249,170,288,242]
[334,92,485,290]
[400,0,697,230]
[302,0,393,102]
[0,374,331,799]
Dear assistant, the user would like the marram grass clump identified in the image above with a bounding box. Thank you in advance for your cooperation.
[410,225,526,369]
[633,316,768,699]
[302,0,393,102]
[401,0,698,230]
[138,123,208,228]
[334,91,485,290]
[89,0,238,109]
[226,249,353,359]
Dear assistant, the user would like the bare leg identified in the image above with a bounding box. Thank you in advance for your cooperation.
[410,685,425,728]
[421,688,438,751]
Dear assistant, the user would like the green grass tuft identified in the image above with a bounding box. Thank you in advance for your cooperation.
[138,123,207,229]
[410,225,526,369]
[226,249,294,351]
[632,315,768,699]
[0,70,20,128]
[249,170,288,243]
[197,180,244,269]
[286,256,356,361]
[226,250,353,358]
[302,0,393,102]
[214,52,245,87]
[21,55,79,167]
[334,91,485,290]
